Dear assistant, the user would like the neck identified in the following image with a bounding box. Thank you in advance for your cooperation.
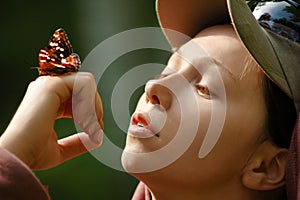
[135,173,262,200]
[148,183,254,200]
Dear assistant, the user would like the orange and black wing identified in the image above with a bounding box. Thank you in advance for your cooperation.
[38,28,81,76]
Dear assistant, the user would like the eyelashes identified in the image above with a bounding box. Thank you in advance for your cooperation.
[195,84,211,98]
[153,73,171,79]
[153,73,213,99]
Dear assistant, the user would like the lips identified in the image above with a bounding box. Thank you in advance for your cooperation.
[132,112,149,127]
[128,112,158,138]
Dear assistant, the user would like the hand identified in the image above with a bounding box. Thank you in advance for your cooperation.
[0,72,104,170]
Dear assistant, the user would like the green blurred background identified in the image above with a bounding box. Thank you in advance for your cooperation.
[0,0,171,199]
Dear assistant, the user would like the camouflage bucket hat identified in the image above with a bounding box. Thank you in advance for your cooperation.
[156,0,300,112]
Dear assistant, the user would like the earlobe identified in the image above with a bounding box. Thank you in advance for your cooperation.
[242,140,288,191]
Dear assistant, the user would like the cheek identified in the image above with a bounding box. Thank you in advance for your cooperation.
[191,99,227,159]
[162,95,214,147]
[224,95,266,142]
[159,99,181,141]
[184,96,265,164]
[193,104,212,150]
[166,100,213,162]
[211,102,266,166]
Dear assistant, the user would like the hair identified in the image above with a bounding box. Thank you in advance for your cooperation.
[243,55,297,200]
[263,76,295,200]
[264,80,292,200]
[263,77,297,149]
[243,55,297,149]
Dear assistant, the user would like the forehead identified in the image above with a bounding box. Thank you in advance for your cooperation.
[192,25,250,77]
[168,25,262,80]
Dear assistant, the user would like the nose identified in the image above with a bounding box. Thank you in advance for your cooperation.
[145,79,172,110]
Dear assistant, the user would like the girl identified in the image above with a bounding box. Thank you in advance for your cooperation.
[0,0,299,199]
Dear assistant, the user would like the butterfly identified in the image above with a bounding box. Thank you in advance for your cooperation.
[38,28,81,76]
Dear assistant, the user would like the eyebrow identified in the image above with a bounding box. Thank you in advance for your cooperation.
[210,58,236,82]
[174,49,236,82]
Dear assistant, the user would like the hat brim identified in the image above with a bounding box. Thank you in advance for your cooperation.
[156,0,229,48]
[156,0,300,112]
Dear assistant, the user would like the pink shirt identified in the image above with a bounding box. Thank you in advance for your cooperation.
[0,148,50,199]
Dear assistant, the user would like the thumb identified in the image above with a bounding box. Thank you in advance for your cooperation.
[58,130,103,162]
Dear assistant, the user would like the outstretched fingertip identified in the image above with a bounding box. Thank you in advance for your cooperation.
[78,129,103,151]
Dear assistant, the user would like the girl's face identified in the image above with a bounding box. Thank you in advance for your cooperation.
[122,25,267,190]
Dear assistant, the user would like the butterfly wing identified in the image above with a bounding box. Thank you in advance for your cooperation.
[38,28,81,76]
[38,50,81,76]
[48,28,73,59]
[62,53,81,71]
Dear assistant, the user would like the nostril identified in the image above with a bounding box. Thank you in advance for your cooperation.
[145,80,171,109]
[152,95,160,105]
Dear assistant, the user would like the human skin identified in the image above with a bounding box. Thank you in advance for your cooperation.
[0,25,287,200]
[123,25,287,200]
[0,72,104,170]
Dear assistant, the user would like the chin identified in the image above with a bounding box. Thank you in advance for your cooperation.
[121,148,144,174]
[121,142,163,174]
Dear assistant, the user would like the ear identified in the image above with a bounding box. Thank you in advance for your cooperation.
[242,140,288,191]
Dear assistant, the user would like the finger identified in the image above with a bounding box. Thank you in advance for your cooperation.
[58,131,103,162]
[56,90,104,126]
[53,73,104,131]
[71,73,104,137]
[56,99,73,119]
[95,92,104,129]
